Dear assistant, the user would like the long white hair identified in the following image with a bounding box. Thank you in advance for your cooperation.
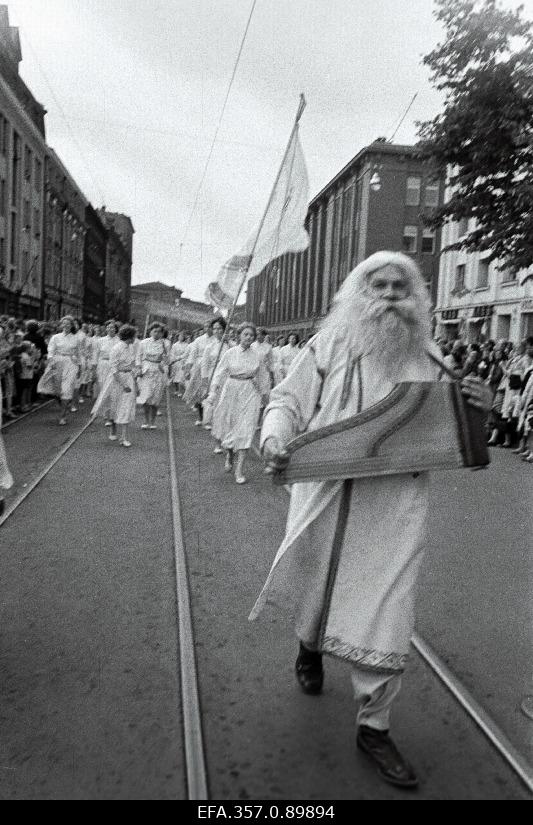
[320,251,432,370]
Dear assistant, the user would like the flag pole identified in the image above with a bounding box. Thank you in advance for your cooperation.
[206,93,307,393]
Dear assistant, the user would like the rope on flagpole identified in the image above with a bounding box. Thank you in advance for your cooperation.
[205,94,307,395]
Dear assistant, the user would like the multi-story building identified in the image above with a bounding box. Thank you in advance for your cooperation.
[98,209,134,322]
[130,281,214,334]
[42,148,87,320]
[83,204,107,323]
[0,5,46,316]
[435,216,533,344]
[246,140,444,338]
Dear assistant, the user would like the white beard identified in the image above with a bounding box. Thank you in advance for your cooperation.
[347,296,428,380]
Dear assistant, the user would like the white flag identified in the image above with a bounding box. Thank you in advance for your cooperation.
[215,126,310,308]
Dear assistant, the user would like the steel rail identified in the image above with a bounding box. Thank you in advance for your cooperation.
[250,441,533,795]
[0,414,95,529]
[166,390,209,800]
[2,400,53,430]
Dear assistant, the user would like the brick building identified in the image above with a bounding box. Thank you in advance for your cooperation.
[83,204,107,323]
[246,140,443,338]
[97,209,134,322]
[42,148,87,320]
[0,5,46,316]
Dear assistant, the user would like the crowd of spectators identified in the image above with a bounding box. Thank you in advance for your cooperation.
[437,336,533,462]
[0,316,50,420]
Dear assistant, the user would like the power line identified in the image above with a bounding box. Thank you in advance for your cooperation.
[388,92,419,143]
[176,0,259,278]
[21,32,107,205]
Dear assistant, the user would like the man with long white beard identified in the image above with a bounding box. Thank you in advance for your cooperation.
[250,251,490,790]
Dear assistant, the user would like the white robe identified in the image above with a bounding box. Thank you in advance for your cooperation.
[210,345,268,451]
[0,382,13,490]
[136,338,169,407]
[250,330,440,674]
[92,341,137,425]
[37,333,80,401]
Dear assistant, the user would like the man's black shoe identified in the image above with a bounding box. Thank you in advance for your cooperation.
[356,725,419,789]
[295,642,324,695]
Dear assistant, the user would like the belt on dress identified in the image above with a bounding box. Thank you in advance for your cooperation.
[99,356,110,361]
[229,374,254,381]
[144,357,163,363]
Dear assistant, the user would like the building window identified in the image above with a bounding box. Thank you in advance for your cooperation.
[24,146,32,182]
[34,158,42,192]
[421,228,436,254]
[0,178,6,217]
[34,207,41,238]
[424,182,440,208]
[458,217,469,237]
[455,264,466,291]
[402,225,418,253]
[406,177,421,206]
[477,259,489,288]
[12,132,20,206]
[0,114,7,155]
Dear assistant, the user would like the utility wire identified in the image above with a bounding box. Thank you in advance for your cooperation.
[21,32,107,205]
[388,92,419,143]
[176,0,258,277]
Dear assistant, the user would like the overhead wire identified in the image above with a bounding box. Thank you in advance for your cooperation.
[176,0,259,282]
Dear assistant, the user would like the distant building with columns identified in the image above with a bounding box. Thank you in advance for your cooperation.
[246,140,444,339]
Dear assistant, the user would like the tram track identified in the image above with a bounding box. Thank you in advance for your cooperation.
[1,399,53,430]
[249,442,533,795]
[1,399,530,798]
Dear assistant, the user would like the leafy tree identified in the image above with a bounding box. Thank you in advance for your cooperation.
[417,0,533,274]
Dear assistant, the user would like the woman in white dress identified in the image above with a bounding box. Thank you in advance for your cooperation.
[92,321,119,425]
[169,331,189,397]
[92,324,138,447]
[136,322,169,429]
[271,335,287,386]
[37,316,81,426]
[200,317,228,443]
[183,323,213,425]
[279,332,301,380]
[0,379,14,515]
[208,322,269,484]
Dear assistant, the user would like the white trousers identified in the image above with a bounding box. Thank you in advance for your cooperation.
[351,667,402,731]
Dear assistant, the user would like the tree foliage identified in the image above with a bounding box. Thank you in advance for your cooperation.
[417,0,533,273]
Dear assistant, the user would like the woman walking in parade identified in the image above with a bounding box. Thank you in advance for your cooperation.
[183,322,213,425]
[207,322,268,484]
[92,321,119,426]
[92,324,138,448]
[169,331,189,397]
[37,316,81,426]
[200,317,228,443]
[136,322,169,429]
[0,378,14,516]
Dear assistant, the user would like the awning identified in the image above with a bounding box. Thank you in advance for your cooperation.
[467,317,485,324]
[438,318,461,325]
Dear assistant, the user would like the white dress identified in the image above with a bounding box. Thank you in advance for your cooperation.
[210,345,268,451]
[92,341,137,425]
[93,335,118,399]
[183,333,211,406]
[37,333,80,401]
[201,338,228,426]
[0,382,14,490]
[169,341,188,384]
[279,343,300,380]
[136,338,168,407]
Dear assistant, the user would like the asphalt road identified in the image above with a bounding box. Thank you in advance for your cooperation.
[0,399,530,799]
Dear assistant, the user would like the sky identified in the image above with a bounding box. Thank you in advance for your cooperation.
[5,0,533,302]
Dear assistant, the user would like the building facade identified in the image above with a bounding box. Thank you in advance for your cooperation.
[83,204,107,322]
[246,140,443,338]
[0,5,46,317]
[42,148,87,320]
[98,209,134,322]
[435,215,533,344]
[130,281,215,335]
